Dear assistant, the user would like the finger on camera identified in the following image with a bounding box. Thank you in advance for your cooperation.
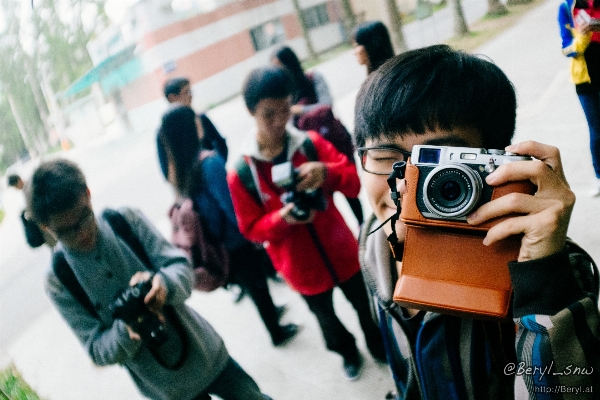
[486,159,556,189]
[505,141,565,175]
[467,192,539,225]
[129,271,151,286]
[126,325,141,341]
[484,215,566,261]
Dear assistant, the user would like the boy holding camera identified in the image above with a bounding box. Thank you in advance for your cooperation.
[355,45,599,398]
[227,66,386,380]
[27,159,270,400]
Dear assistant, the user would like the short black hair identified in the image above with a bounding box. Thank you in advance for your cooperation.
[354,45,516,150]
[163,77,190,100]
[26,159,88,224]
[352,21,394,74]
[7,174,21,187]
[243,66,294,113]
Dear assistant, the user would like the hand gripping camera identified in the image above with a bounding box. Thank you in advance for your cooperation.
[111,277,168,348]
[272,161,327,221]
[391,146,537,320]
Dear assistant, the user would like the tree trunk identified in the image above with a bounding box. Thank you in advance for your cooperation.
[338,0,357,43]
[381,0,409,53]
[7,94,34,159]
[290,0,318,61]
[451,0,469,36]
[486,0,509,17]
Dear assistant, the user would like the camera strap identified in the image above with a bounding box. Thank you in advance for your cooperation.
[367,162,406,247]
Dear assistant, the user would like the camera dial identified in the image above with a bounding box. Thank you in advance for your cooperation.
[423,163,482,217]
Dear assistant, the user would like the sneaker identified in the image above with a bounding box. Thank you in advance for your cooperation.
[342,356,363,381]
[275,305,287,321]
[590,180,600,197]
[272,323,299,346]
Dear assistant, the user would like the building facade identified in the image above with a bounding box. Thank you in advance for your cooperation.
[85,0,346,135]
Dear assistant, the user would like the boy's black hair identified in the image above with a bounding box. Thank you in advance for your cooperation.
[163,77,190,100]
[7,174,21,187]
[354,45,516,151]
[243,66,294,113]
[26,159,88,224]
[352,21,395,74]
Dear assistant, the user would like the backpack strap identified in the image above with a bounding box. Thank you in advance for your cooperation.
[299,135,318,162]
[53,251,99,317]
[234,156,262,206]
[52,209,153,317]
[101,209,154,271]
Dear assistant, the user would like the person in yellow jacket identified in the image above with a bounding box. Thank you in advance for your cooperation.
[559,0,600,195]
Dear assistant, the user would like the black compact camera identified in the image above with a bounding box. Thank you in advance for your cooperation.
[271,161,326,221]
[111,277,168,348]
[408,145,532,221]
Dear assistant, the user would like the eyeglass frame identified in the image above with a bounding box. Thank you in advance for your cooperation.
[357,146,413,175]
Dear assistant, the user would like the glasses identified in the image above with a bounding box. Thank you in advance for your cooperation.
[358,146,412,175]
[53,208,95,240]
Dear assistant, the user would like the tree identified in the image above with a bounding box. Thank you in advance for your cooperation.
[0,0,109,170]
[486,0,508,17]
[450,0,469,36]
[338,0,357,43]
[380,0,408,53]
[290,0,318,60]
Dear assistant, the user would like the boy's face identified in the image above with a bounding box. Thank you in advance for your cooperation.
[169,84,192,107]
[43,190,98,252]
[362,127,484,241]
[252,97,291,143]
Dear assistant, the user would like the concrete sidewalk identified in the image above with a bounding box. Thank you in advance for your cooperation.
[7,0,600,398]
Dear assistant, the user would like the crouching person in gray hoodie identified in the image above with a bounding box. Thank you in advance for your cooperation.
[27,158,271,400]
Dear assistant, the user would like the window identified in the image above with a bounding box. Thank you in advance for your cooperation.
[302,4,330,30]
[249,19,286,52]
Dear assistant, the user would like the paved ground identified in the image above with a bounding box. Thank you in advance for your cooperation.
[4,0,600,398]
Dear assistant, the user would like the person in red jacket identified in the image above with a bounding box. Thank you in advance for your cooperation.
[227,66,385,381]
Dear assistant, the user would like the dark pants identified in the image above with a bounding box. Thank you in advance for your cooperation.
[345,196,364,225]
[302,271,384,361]
[229,243,281,340]
[193,357,271,400]
[578,91,600,178]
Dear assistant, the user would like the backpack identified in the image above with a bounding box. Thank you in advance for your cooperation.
[20,210,46,248]
[168,150,230,292]
[296,105,355,163]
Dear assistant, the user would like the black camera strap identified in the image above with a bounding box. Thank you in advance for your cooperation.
[367,162,406,246]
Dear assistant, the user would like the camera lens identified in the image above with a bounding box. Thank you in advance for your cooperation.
[423,164,482,218]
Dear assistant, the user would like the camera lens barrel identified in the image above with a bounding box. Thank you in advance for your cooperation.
[423,163,482,217]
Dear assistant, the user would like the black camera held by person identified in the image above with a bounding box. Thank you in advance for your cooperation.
[392,145,537,320]
[111,275,168,348]
[271,161,327,221]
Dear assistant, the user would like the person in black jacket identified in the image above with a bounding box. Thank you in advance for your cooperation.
[156,77,228,179]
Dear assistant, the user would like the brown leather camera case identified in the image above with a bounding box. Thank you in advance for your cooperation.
[392,162,537,320]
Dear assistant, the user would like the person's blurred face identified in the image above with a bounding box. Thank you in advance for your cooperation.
[361,127,484,242]
[170,84,192,107]
[353,43,369,67]
[252,97,291,143]
[43,190,98,252]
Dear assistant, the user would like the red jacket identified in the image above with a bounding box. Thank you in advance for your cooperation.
[227,128,361,295]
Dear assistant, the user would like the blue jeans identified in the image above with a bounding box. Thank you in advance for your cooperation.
[578,91,600,178]
[193,357,271,400]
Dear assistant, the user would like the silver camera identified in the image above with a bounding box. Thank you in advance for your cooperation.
[410,145,531,221]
